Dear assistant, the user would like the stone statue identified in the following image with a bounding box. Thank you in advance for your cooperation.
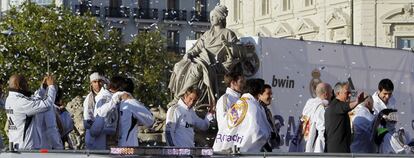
[65,96,85,149]
[168,5,243,108]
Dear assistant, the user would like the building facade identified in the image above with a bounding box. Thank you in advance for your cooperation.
[220,0,414,49]
[1,0,219,53]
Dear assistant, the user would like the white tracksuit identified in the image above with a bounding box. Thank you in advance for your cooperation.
[305,98,328,153]
[118,99,154,147]
[36,104,63,149]
[216,88,241,131]
[33,86,63,149]
[5,85,56,150]
[84,88,113,149]
[165,98,210,147]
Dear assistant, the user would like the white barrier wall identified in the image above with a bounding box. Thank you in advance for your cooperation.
[241,37,414,152]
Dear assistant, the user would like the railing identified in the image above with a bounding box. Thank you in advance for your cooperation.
[74,4,100,17]
[162,9,187,21]
[167,46,185,54]
[3,148,414,157]
[190,11,209,22]
[105,7,130,18]
[133,8,158,20]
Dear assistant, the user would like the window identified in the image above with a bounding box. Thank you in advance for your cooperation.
[167,30,179,47]
[168,0,179,9]
[110,0,120,8]
[138,0,150,8]
[233,0,241,21]
[305,0,314,7]
[33,0,53,5]
[397,37,414,49]
[283,0,291,11]
[262,0,270,15]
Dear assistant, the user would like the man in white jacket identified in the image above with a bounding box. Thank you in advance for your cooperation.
[84,73,122,149]
[5,74,56,150]
[165,86,211,147]
[350,95,376,153]
[215,71,244,136]
[117,78,154,146]
[305,83,332,153]
[372,79,396,115]
[83,72,108,149]
[213,78,271,152]
[300,83,328,151]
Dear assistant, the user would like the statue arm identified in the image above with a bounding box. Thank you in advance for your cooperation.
[187,37,205,57]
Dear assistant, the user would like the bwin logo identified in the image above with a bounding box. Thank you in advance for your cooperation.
[272,75,295,88]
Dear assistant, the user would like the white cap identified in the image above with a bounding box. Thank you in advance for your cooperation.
[89,72,104,82]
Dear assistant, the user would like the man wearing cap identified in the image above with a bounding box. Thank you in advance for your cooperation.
[84,72,105,149]
[83,73,126,149]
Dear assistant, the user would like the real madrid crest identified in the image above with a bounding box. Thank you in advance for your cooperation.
[226,97,249,128]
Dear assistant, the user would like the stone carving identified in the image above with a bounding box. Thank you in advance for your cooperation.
[165,5,259,147]
[65,96,85,149]
[168,5,257,108]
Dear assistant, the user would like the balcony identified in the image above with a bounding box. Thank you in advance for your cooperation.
[105,7,130,18]
[74,4,100,17]
[190,11,209,23]
[163,9,187,21]
[133,8,158,20]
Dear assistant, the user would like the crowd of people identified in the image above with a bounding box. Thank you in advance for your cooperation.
[0,71,413,154]
[1,73,154,150]
[297,79,414,154]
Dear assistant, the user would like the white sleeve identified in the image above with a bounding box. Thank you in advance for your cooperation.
[165,107,179,146]
[314,107,325,153]
[390,134,408,154]
[192,110,209,131]
[215,96,227,128]
[95,92,123,117]
[16,85,56,116]
[83,94,92,120]
[131,101,154,127]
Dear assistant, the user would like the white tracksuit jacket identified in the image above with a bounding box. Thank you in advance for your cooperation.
[84,88,113,149]
[165,98,210,147]
[118,99,154,147]
[305,98,328,153]
[5,85,56,150]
